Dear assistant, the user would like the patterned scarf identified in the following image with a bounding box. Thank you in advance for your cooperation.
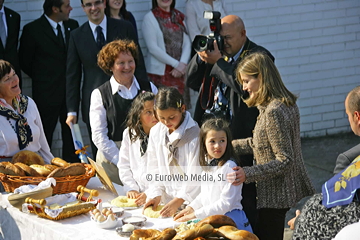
[0,94,33,150]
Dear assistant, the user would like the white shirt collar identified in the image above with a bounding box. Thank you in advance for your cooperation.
[0,6,5,13]
[109,75,139,95]
[88,15,107,38]
[44,14,63,30]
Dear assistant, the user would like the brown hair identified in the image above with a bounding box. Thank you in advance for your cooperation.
[199,118,239,168]
[347,85,360,113]
[151,0,175,9]
[236,52,297,107]
[126,91,156,142]
[97,39,139,76]
[0,60,14,80]
[154,87,184,111]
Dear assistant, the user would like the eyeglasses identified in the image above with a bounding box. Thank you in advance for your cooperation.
[1,71,17,84]
[83,0,103,8]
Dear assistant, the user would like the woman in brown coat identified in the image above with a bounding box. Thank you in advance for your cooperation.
[231,52,315,240]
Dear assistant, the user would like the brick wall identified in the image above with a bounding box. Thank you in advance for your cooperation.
[4,0,360,158]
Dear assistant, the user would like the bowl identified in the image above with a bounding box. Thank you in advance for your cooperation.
[115,225,136,238]
[90,215,119,229]
[111,207,124,218]
[122,216,147,227]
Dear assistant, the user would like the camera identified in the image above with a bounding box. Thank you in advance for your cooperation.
[192,11,224,52]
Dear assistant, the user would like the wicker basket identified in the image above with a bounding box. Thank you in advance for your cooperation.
[0,164,95,194]
[24,185,99,220]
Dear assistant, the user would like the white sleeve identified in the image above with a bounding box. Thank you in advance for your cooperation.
[194,162,242,219]
[180,31,191,64]
[118,129,140,193]
[142,12,179,68]
[89,89,119,164]
[32,100,54,164]
[185,1,200,41]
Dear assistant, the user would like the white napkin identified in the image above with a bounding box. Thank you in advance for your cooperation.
[13,178,56,194]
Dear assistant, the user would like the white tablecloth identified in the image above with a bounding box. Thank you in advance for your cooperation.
[0,177,179,240]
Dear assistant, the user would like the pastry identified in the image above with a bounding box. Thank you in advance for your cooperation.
[143,205,164,218]
[111,196,137,208]
[215,226,259,240]
[12,150,45,166]
[51,157,69,167]
[30,164,51,177]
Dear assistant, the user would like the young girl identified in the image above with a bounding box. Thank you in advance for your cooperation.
[118,92,158,206]
[174,118,253,233]
[143,87,201,218]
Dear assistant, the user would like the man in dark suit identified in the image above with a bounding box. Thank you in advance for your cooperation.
[65,0,147,158]
[187,15,274,231]
[19,0,79,163]
[0,0,21,87]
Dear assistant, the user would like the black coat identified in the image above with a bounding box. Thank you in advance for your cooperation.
[66,17,147,124]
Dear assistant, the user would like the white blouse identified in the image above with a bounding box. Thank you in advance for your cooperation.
[189,160,243,219]
[89,76,157,165]
[0,97,53,163]
[117,127,148,193]
[146,111,201,203]
[185,0,229,41]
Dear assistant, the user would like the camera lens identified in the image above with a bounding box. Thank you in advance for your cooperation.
[199,39,207,48]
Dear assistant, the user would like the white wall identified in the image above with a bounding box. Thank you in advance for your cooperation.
[5,0,360,157]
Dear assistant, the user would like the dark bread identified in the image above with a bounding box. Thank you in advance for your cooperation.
[0,162,25,176]
[12,150,45,166]
[14,162,42,177]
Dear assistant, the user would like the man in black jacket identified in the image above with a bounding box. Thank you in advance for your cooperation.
[187,14,274,231]
[19,0,79,162]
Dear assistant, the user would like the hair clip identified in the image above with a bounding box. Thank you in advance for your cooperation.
[176,100,182,108]
[141,90,146,94]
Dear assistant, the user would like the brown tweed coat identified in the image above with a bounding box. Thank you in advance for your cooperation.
[233,99,315,209]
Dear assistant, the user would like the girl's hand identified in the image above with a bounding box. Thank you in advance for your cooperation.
[227,166,246,186]
[127,190,140,199]
[142,196,161,214]
[135,193,147,206]
[159,198,184,218]
[173,206,194,221]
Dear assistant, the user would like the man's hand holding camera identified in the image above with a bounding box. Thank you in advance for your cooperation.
[198,40,222,65]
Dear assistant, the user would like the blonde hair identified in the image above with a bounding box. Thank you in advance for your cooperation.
[236,52,297,107]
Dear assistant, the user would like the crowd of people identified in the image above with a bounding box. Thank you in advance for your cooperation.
[1,0,359,239]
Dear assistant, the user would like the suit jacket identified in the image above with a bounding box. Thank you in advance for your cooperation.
[66,17,147,124]
[333,143,360,174]
[19,15,79,107]
[0,7,20,81]
[187,37,274,140]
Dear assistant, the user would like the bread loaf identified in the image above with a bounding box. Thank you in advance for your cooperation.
[215,226,259,240]
[47,163,86,178]
[173,223,214,240]
[12,150,45,166]
[196,215,237,228]
[130,229,161,240]
[44,164,58,171]
[30,164,52,177]
[0,162,25,176]
[51,158,69,167]
[14,162,42,177]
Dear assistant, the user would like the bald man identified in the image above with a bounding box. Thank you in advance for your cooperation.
[187,15,274,231]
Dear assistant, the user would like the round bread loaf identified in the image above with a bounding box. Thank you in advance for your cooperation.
[43,164,59,171]
[51,158,69,167]
[0,162,25,176]
[30,164,52,177]
[196,215,237,228]
[143,205,164,218]
[47,163,86,178]
[111,196,137,208]
[14,162,43,177]
[12,150,45,166]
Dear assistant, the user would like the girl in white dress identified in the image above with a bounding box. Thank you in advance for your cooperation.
[174,118,252,232]
[143,87,201,218]
[118,92,158,206]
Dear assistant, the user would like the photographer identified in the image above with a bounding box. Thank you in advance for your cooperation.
[186,14,274,231]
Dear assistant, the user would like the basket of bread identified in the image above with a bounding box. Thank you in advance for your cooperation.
[0,150,95,194]
[23,185,99,220]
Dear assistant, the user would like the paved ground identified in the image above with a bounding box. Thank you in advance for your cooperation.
[283,131,359,239]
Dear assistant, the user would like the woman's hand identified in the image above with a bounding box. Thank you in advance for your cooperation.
[287,210,301,230]
[173,206,195,222]
[127,190,140,199]
[143,196,161,214]
[175,62,187,75]
[135,193,147,206]
[227,166,246,186]
[159,198,184,218]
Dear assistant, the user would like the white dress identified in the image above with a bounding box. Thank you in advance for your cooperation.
[0,97,53,163]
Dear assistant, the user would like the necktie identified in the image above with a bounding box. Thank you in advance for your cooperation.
[56,24,65,49]
[0,12,7,47]
[96,25,105,49]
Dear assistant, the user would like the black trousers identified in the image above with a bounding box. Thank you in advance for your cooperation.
[37,101,79,163]
[255,208,290,240]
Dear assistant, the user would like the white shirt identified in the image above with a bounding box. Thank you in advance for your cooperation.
[0,6,8,36]
[332,221,360,240]
[117,127,148,193]
[146,111,201,203]
[189,160,244,219]
[0,97,53,163]
[44,14,65,41]
[89,76,157,165]
[88,15,107,42]
[185,0,228,41]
